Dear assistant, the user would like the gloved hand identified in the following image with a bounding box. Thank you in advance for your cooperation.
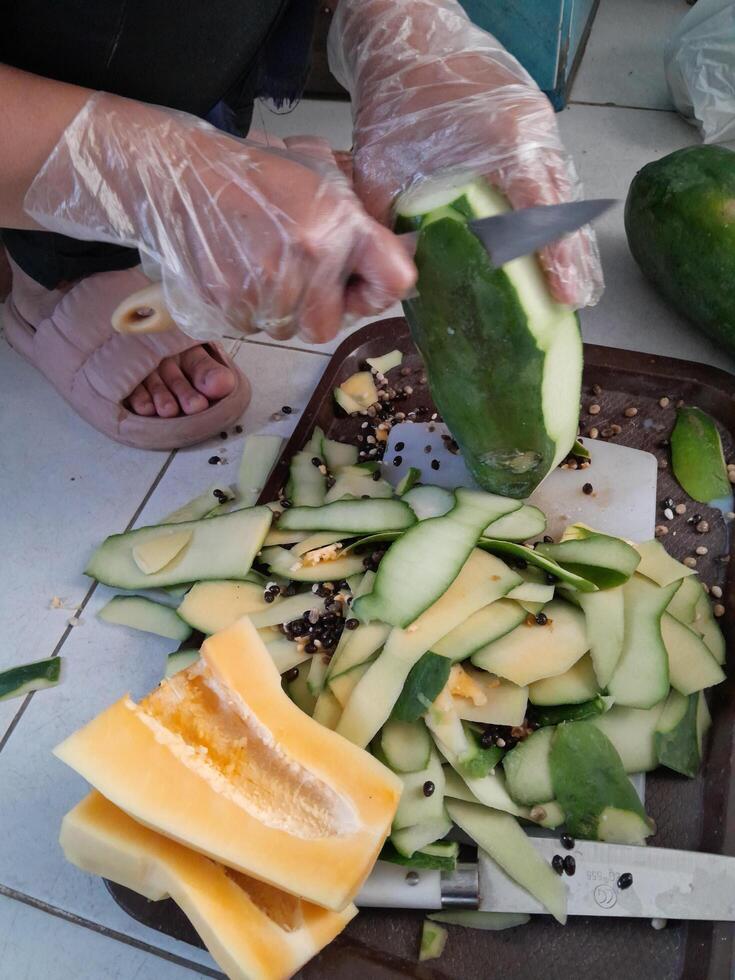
[328,0,603,308]
[23,93,416,342]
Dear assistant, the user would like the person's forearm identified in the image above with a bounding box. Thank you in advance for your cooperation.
[0,64,91,229]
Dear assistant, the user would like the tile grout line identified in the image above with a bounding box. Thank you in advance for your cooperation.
[119,448,180,533]
[0,694,35,754]
[225,334,335,358]
[568,98,676,114]
[0,884,224,979]
[0,450,179,755]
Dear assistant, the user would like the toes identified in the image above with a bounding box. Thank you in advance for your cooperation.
[180,345,236,401]
[127,383,156,416]
[129,347,236,421]
[158,356,210,415]
[144,368,180,418]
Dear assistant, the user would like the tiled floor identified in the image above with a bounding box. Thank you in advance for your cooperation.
[0,895,221,980]
[572,0,685,110]
[1,1,732,977]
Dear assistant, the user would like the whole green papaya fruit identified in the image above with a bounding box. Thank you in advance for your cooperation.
[625,145,735,355]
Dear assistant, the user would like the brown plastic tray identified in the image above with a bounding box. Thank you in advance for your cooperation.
[108,318,735,979]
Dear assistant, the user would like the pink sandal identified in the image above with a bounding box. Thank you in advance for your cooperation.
[2,260,251,450]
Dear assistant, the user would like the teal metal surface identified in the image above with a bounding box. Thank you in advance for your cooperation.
[458,0,599,109]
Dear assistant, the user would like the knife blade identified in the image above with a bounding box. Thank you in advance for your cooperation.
[358,838,735,920]
[399,198,617,266]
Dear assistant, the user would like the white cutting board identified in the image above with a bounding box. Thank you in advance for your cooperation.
[382,424,658,804]
[382,426,658,544]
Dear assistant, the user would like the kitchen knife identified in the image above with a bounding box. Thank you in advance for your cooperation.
[357,839,735,920]
[110,198,617,334]
[400,197,617,266]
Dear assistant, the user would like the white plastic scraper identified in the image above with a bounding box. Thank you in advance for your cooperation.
[382,425,658,543]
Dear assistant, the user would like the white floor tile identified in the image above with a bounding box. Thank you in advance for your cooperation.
[559,104,735,373]
[0,318,170,734]
[0,894,216,980]
[572,0,686,110]
[227,340,329,430]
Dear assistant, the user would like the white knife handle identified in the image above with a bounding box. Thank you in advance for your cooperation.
[356,861,478,909]
[357,862,440,908]
[111,283,175,334]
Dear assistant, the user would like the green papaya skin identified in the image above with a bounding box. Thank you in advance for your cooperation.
[390,651,452,723]
[625,145,735,355]
[404,218,555,497]
[655,691,704,779]
[550,721,654,842]
[380,840,458,872]
[670,406,731,504]
[460,724,504,778]
[397,178,581,499]
[529,695,608,729]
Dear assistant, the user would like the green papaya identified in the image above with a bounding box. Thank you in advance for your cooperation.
[397,176,582,498]
[625,145,735,354]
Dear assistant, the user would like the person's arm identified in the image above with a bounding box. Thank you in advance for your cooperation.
[328,0,603,308]
[0,64,90,229]
[4,65,415,341]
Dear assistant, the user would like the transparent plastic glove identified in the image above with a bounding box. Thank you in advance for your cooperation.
[328,0,603,308]
[23,93,416,342]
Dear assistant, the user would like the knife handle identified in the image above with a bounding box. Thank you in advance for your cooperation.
[356,861,479,909]
[111,283,175,334]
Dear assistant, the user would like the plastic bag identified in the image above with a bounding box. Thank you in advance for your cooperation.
[665,0,735,144]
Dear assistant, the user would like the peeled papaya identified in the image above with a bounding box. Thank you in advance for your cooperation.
[397,176,582,498]
[61,791,356,980]
[54,616,402,912]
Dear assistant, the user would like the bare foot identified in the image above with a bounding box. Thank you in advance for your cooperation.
[127,345,236,417]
